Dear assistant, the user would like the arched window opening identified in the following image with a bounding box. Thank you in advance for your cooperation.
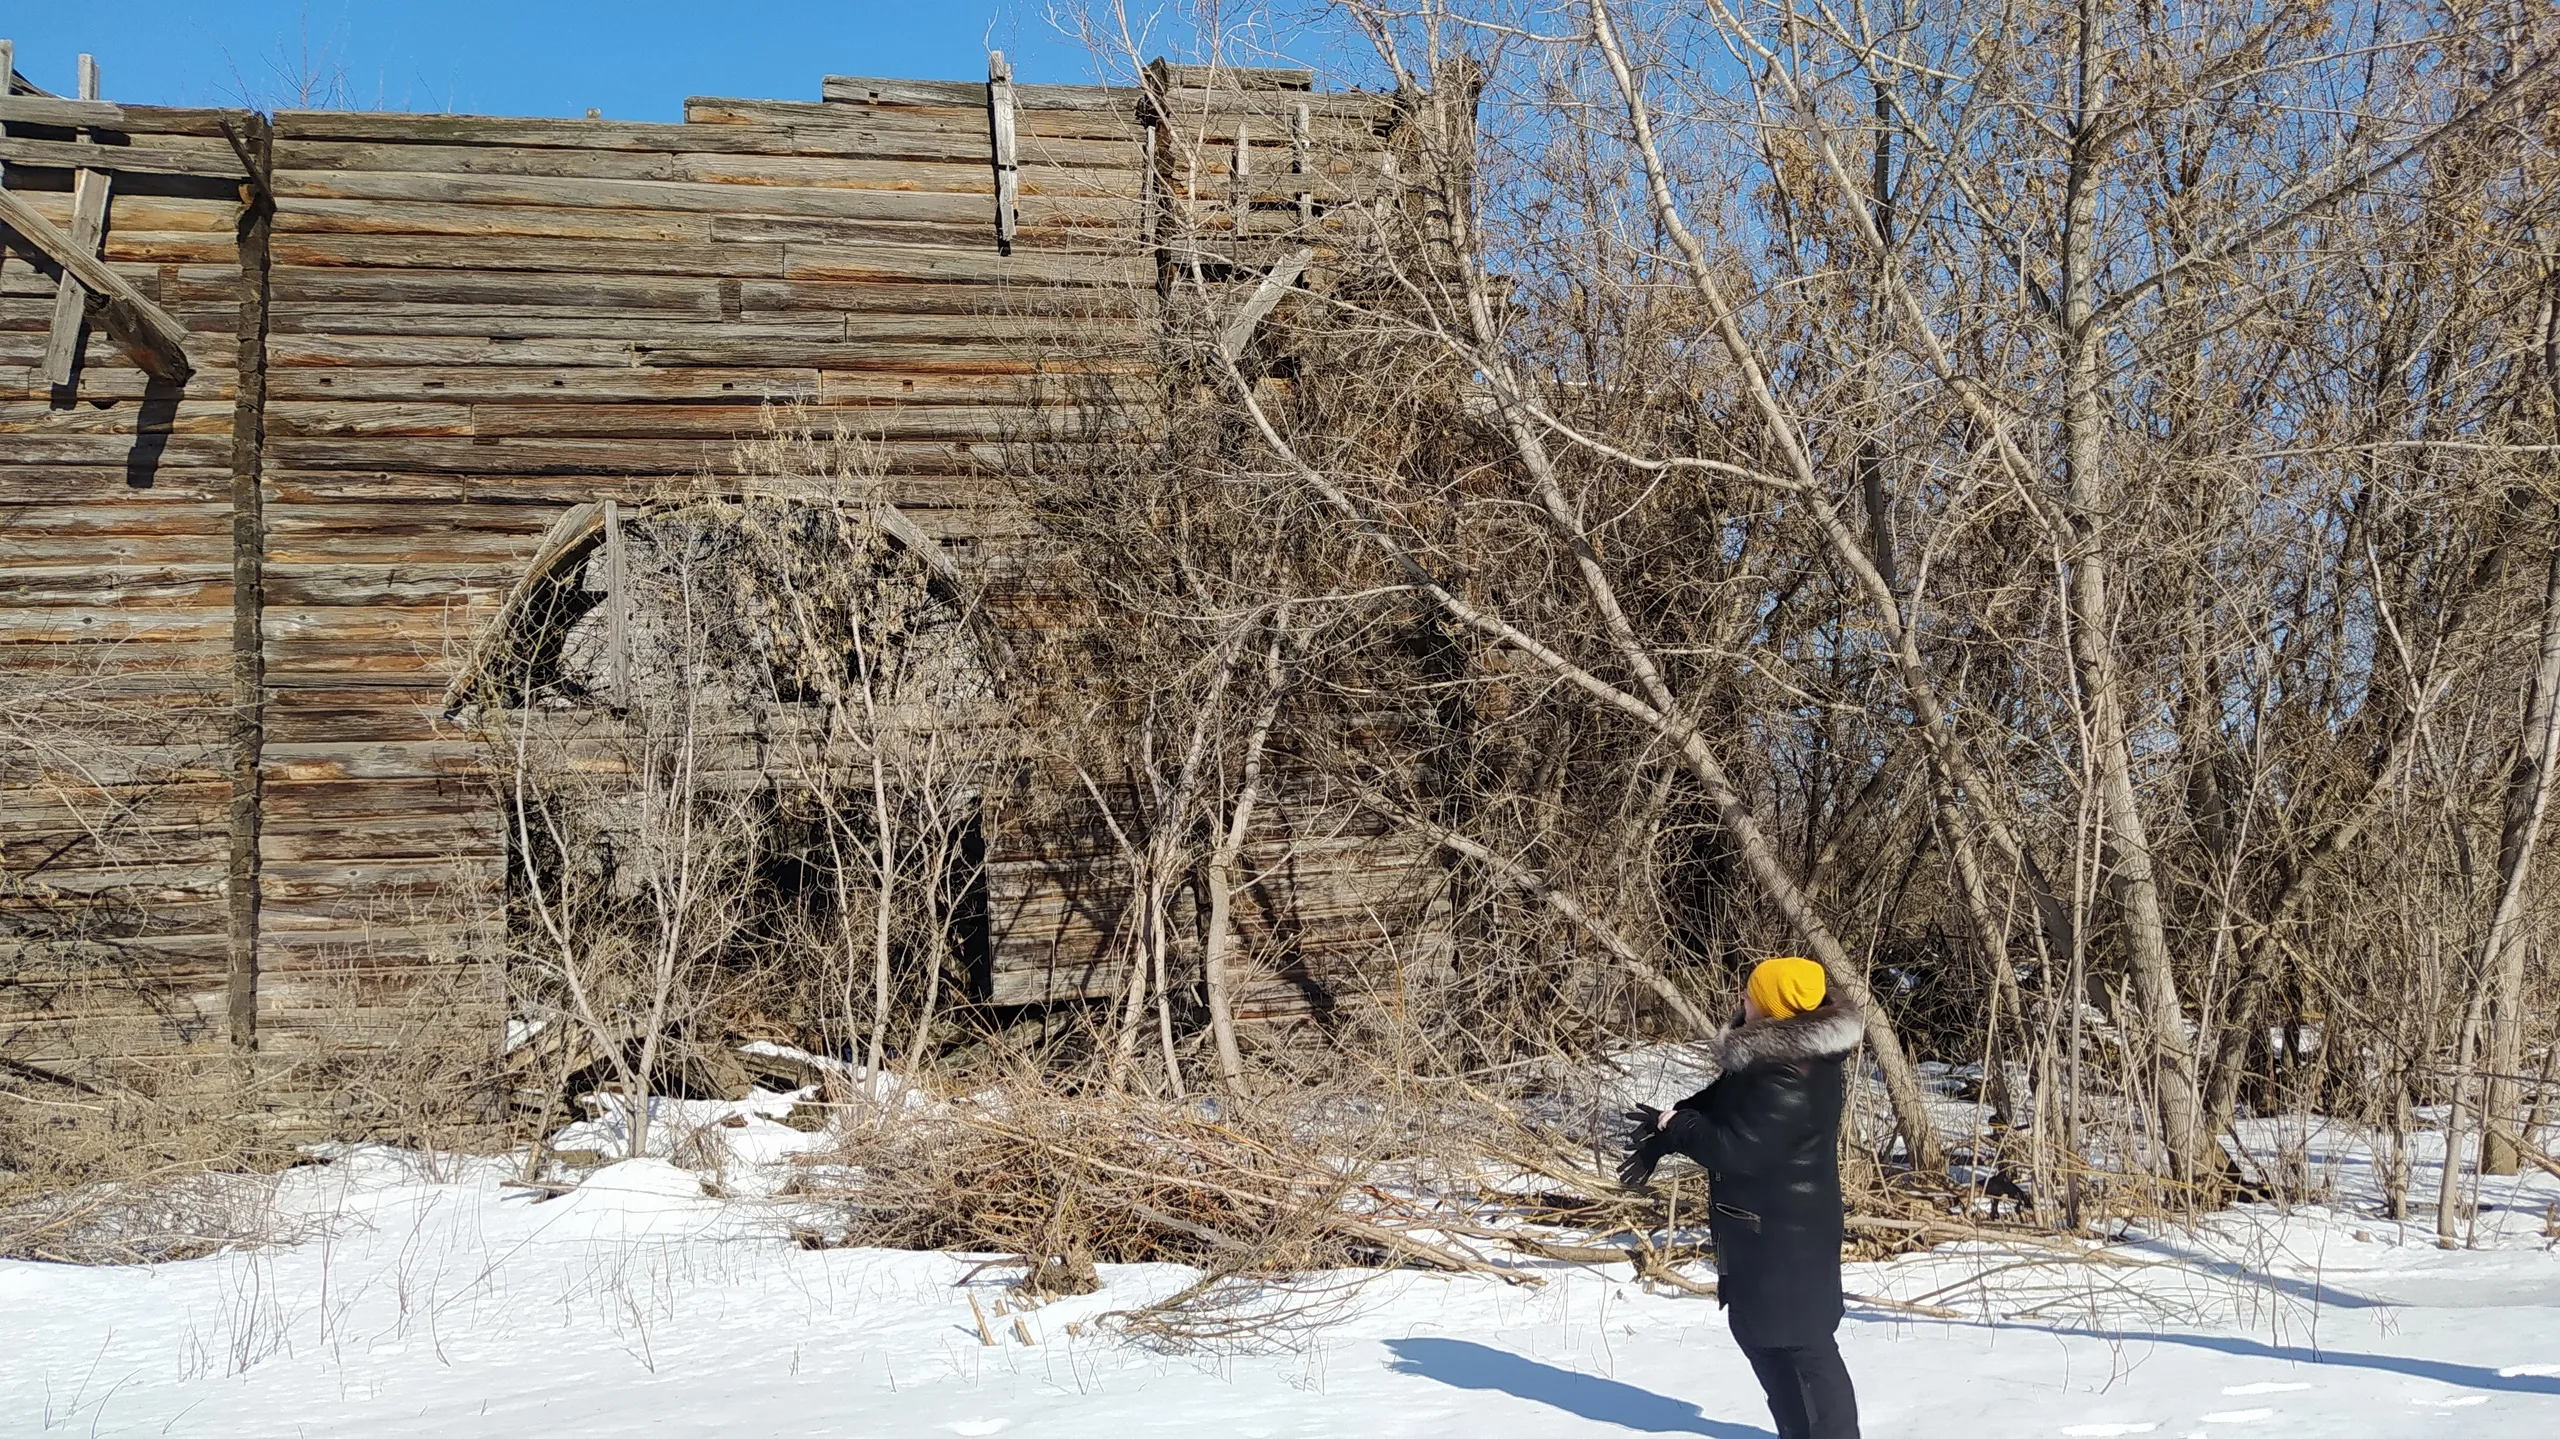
[456,495,1000,1111]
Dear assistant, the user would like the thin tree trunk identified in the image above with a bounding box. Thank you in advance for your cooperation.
[2437,980,2491,1247]
[2054,0,2208,1184]
[2488,315,2560,1173]
[1202,621,1290,1090]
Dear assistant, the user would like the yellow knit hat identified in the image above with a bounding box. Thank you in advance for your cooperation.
[1746,956,1827,1021]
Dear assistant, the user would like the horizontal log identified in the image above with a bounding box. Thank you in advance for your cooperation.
[259,814,499,862]
[266,433,1017,476]
[735,278,1147,318]
[1149,64,1317,91]
[262,854,503,897]
[270,233,1142,290]
[267,326,823,364]
[28,192,246,233]
[780,241,1147,287]
[265,400,474,438]
[0,99,249,137]
[276,195,712,243]
[269,168,1138,227]
[0,572,227,607]
[0,134,251,180]
[0,94,127,128]
[821,76,1144,117]
[0,608,229,644]
[0,397,236,434]
[1,363,237,401]
[267,365,822,402]
[259,466,1026,510]
[1152,86,1402,122]
[273,140,1135,196]
[261,305,1043,343]
[465,400,1064,441]
[271,232,786,278]
[273,109,1135,168]
[260,740,486,782]
[0,529,232,562]
[690,96,1137,144]
[270,266,723,313]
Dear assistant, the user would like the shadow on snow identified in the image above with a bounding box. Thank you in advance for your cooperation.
[1384,1337,1775,1436]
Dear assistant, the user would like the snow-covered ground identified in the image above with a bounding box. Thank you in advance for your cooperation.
[4,1096,2557,1437]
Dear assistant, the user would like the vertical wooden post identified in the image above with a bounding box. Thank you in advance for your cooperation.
[1140,123,1157,246]
[1,41,16,91]
[604,498,629,702]
[1231,117,1250,233]
[1293,102,1313,227]
[40,55,112,392]
[227,114,275,1058]
[986,51,1018,254]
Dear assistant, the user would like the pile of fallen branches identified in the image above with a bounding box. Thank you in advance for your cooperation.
[792,1079,1513,1287]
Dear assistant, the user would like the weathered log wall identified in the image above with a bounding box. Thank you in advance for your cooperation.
[4,57,1444,1118]
[1,78,257,1101]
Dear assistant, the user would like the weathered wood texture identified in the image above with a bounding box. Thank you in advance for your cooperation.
[1,94,250,1097]
[5,64,1433,1115]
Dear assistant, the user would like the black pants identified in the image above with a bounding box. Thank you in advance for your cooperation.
[1740,1335,1859,1439]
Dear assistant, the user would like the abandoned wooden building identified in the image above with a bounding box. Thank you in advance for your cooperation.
[1,45,1454,1120]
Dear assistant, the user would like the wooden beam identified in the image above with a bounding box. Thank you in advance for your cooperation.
[42,168,113,389]
[0,135,253,180]
[602,497,628,700]
[0,184,194,384]
[1217,246,1312,363]
[0,94,126,127]
[1294,102,1314,226]
[987,51,1017,255]
[227,112,273,1058]
[38,56,111,392]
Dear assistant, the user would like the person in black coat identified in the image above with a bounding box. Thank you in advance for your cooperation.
[1620,956,1862,1439]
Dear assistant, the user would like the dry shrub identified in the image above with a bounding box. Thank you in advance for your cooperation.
[781,1055,1582,1347]
[0,1087,293,1265]
[804,1080,1390,1275]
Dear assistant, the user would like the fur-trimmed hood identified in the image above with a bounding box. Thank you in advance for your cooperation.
[1713,1000,1863,1073]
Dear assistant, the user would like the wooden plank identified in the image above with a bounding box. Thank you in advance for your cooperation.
[1151,64,1315,92]
[701,95,1139,142]
[268,169,1140,226]
[271,232,786,278]
[1217,246,1312,361]
[269,140,1136,194]
[0,134,252,179]
[735,278,1147,319]
[715,211,1133,252]
[988,52,1018,254]
[267,365,821,402]
[1154,87,1393,122]
[272,109,1127,165]
[0,395,235,432]
[821,75,1144,116]
[780,240,1145,286]
[0,94,125,128]
[268,265,725,313]
[264,400,477,437]
[275,195,715,243]
[39,166,112,386]
[462,401,1075,441]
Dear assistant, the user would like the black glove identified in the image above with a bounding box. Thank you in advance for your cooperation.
[1618,1105,1670,1189]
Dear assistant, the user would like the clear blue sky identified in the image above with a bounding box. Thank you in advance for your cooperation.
[12,2,1175,119]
